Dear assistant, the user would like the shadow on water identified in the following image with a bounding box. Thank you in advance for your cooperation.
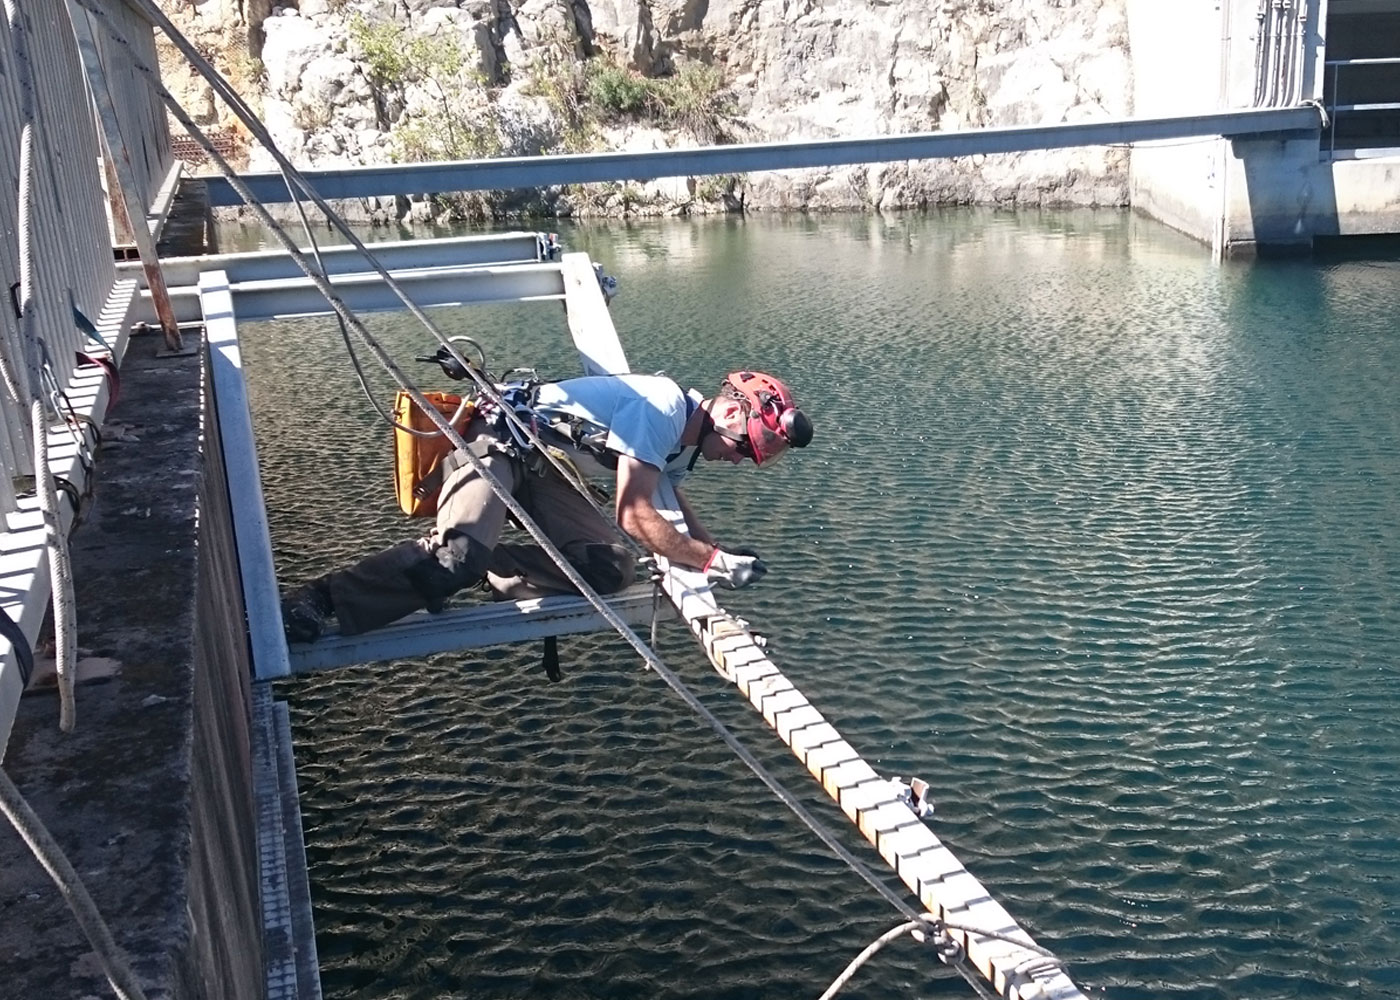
[238,210,1400,1000]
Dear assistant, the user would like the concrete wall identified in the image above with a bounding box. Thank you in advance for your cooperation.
[0,333,265,998]
[1125,0,1231,248]
[1221,152,1400,244]
[1330,157,1400,233]
[1121,0,1400,253]
[182,347,267,999]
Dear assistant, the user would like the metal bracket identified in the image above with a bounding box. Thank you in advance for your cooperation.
[538,232,562,261]
[889,775,935,819]
[593,263,618,304]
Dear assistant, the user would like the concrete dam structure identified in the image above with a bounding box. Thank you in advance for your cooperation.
[2,0,1399,998]
[1129,0,1400,254]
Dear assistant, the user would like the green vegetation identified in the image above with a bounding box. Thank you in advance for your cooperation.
[585,61,653,116]
[346,16,741,218]
[521,35,595,153]
[657,63,734,143]
[583,58,736,142]
[349,15,501,218]
[694,172,746,203]
[350,15,429,92]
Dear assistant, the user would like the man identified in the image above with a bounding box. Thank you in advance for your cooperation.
[281,369,813,642]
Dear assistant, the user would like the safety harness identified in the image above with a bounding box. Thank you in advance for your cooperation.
[479,374,701,477]
[469,374,700,685]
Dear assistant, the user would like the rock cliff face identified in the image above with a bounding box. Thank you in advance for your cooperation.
[163,0,1132,219]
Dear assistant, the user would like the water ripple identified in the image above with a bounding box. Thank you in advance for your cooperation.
[241,213,1400,1000]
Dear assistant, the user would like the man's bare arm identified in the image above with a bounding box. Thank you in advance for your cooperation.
[673,486,717,547]
[614,457,714,569]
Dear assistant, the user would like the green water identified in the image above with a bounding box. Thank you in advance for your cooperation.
[242,210,1400,1000]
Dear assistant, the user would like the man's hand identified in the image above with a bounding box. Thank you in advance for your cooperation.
[704,546,768,589]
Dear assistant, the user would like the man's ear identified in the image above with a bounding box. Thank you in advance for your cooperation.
[714,398,745,431]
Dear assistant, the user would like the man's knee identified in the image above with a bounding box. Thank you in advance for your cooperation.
[575,542,635,595]
[404,530,492,605]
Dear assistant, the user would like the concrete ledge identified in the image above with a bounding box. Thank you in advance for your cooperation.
[0,331,266,999]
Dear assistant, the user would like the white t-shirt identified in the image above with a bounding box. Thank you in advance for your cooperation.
[533,375,701,486]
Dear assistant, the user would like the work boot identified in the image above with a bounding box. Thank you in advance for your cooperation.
[281,580,333,644]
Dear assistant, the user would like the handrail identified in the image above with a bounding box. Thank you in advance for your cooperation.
[1323,54,1400,157]
[1324,56,1400,66]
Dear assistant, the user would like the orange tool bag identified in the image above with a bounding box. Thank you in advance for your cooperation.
[392,390,477,517]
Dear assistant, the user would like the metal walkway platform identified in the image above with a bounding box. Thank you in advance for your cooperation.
[286,586,663,674]
[193,227,1083,1000]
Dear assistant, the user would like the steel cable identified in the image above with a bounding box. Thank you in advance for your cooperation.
[0,768,150,1000]
[81,0,642,557]
[77,5,1069,995]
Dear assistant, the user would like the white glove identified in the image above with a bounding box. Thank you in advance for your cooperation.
[704,546,767,589]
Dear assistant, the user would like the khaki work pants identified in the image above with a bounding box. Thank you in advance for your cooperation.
[325,420,634,635]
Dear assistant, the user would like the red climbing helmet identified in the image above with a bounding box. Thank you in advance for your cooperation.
[720,370,813,466]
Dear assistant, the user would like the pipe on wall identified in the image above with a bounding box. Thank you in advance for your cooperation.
[1288,4,1309,103]
[1254,0,1269,105]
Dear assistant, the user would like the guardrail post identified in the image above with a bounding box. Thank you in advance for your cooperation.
[1331,61,1338,158]
[63,0,183,353]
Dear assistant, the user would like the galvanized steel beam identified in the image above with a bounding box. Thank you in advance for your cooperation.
[285,586,664,673]
[204,249,638,681]
[561,253,629,378]
[204,106,1325,207]
[202,270,293,682]
[147,231,558,288]
[224,261,569,323]
[145,158,183,239]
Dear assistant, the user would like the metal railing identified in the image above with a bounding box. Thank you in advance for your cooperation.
[1,0,170,512]
[2,0,169,747]
[1324,56,1400,158]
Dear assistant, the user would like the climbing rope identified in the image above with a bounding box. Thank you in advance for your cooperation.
[30,396,78,733]
[818,909,1069,1000]
[82,0,639,559]
[0,768,150,1000]
[820,916,975,1000]
[74,5,1070,996]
